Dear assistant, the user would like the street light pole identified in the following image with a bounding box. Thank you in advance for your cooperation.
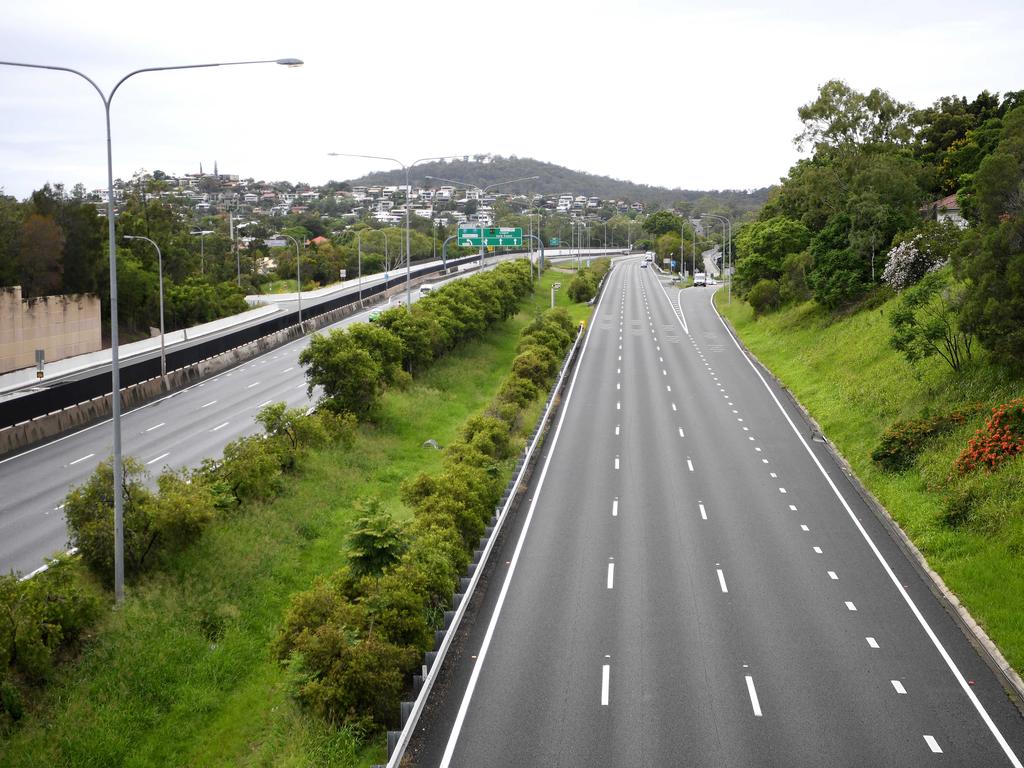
[329,154,468,308]
[123,235,166,388]
[0,55,303,603]
[190,229,214,275]
[702,213,733,303]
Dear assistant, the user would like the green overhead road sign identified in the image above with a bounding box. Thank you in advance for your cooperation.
[458,226,523,247]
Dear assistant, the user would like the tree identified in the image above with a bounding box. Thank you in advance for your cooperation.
[795,80,914,154]
[299,328,383,416]
[16,213,64,297]
[642,210,683,236]
[889,270,973,373]
[733,216,811,293]
[347,501,407,580]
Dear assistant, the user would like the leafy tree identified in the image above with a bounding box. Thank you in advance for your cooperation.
[347,322,406,384]
[795,79,914,154]
[643,210,683,236]
[299,328,382,416]
[734,216,811,293]
[347,501,408,580]
[958,218,1024,370]
[16,213,64,297]
[882,221,961,291]
[889,270,973,372]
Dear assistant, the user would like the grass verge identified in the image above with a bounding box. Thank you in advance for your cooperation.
[0,268,595,767]
[716,291,1024,676]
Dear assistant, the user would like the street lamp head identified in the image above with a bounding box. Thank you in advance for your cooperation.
[276,58,304,67]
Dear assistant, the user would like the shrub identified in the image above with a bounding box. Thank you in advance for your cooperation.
[461,415,513,460]
[567,272,598,303]
[299,329,382,417]
[208,434,286,506]
[747,279,782,317]
[882,232,947,291]
[346,502,408,580]
[0,559,100,685]
[64,456,155,580]
[512,348,552,389]
[496,375,539,408]
[888,270,973,373]
[955,398,1024,474]
[871,407,981,472]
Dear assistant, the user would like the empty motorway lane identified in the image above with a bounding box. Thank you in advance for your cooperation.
[412,259,1024,767]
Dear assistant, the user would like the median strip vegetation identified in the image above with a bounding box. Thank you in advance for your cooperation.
[0,260,596,765]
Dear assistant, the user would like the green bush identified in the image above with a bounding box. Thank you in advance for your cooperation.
[0,559,99,686]
[871,406,983,472]
[747,279,782,317]
[462,415,513,460]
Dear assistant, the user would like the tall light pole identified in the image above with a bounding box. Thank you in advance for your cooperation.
[190,229,214,275]
[274,232,302,329]
[0,56,303,603]
[123,235,166,388]
[329,154,468,308]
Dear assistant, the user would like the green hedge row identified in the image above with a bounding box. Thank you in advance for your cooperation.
[275,306,578,730]
[299,261,534,416]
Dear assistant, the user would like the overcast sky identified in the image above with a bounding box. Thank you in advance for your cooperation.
[1,0,1022,201]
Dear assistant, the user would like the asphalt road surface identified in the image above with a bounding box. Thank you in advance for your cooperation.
[412,258,1024,767]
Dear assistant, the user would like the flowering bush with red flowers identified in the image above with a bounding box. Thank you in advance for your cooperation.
[954,398,1024,474]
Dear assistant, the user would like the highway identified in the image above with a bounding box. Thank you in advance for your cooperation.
[412,258,1024,767]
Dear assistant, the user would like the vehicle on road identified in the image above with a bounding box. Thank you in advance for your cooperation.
[419,283,435,295]
[640,262,648,268]
[694,272,707,286]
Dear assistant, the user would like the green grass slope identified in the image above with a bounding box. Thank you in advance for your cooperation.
[717,292,1024,677]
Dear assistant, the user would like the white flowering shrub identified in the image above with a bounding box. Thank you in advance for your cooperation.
[882,234,947,292]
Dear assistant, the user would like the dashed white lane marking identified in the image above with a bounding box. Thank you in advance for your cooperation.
[892,680,907,695]
[845,601,858,611]
[789,504,797,511]
[800,524,809,531]
[672,403,678,411]
[69,453,94,466]
[282,367,294,373]
[146,452,170,466]
[617,382,621,390]
[717,568,728,593]
[246,381,260,389]
[867,637,880,648]
[295,382,305,389]
[699,502,707,520]
[615,456,620,470]
[255,400,272,409]
[666,385,671,392]
[770,472,777,478]
[612,498,619,517]
[828,571,839,580]
[615,425,620,435]
[779,487,787,494]
[601,665,610,706]
[200,400,217,408]
[678,427,685,437]
[813,546,823,554]
[924,735,942,753]
[607,562,615,589]
[211,422,230,432]
[746,676,763,717]
[145,422,165,432]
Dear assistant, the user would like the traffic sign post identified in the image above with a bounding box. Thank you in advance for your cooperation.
[551,281,561,308]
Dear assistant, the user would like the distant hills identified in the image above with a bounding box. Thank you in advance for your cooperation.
[342,155,770,218]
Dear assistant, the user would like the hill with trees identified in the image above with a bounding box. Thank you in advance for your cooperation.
[343,155,770,220]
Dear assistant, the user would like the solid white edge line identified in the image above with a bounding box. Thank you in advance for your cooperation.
[438,260,615,768]
[745,675,762,716]
[710,289,1023,768]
